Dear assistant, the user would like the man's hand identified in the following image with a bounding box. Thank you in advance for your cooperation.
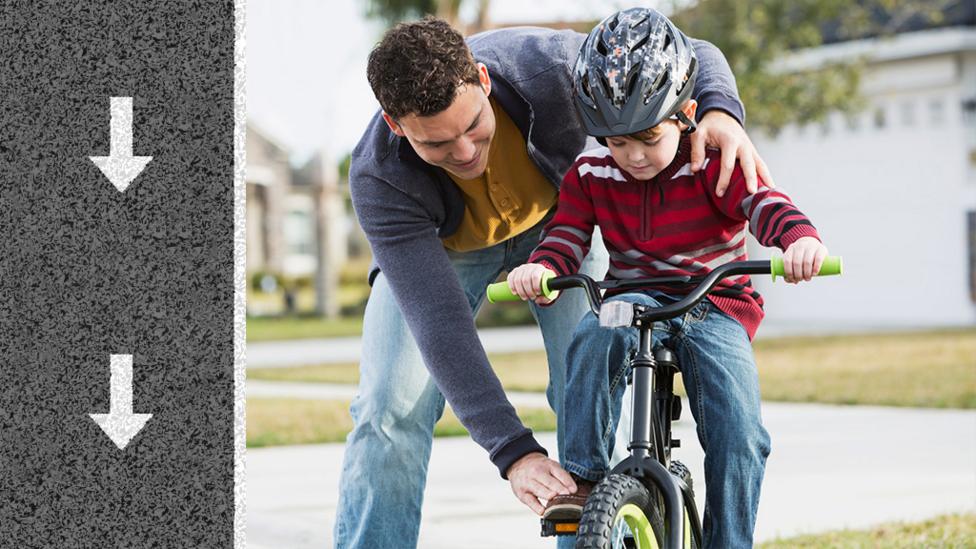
[782,237,828,283]
[692,110,775,197]
[508,264,559,305]
[506,452,576,515]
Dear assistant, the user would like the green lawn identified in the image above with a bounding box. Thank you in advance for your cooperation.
[248,329,976,409]
[246,398,555,448]
[758,513,976,548]
[246,315,364,342]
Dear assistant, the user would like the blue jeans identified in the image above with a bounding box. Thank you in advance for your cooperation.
[560,292,771,549]
[333,217,614,549]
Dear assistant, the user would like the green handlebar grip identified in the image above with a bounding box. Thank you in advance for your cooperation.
[771,255,843,281]
[486,272,555,303]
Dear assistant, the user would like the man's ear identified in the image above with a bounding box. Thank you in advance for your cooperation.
[382,112,405,137]
[477,63,491,97]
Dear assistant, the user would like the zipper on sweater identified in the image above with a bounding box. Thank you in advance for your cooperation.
[640,182,651,241]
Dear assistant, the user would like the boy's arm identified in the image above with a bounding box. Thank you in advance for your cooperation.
[701,156,820,251]
[527,166,596,276]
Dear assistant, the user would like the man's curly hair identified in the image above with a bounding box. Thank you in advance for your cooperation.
[367,17,481,120]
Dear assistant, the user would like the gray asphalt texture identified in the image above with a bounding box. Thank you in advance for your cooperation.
[0,3,234,546]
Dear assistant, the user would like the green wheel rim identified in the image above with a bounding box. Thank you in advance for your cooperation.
[614,503,658,549]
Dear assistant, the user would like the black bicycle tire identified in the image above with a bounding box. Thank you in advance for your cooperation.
[575,474,665,549]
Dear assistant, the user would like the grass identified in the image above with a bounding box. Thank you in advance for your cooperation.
[757,513,976,548]
[246,315,364,342]
[245,398,556,448]
[248,329,976,409]
[753,329,976,409]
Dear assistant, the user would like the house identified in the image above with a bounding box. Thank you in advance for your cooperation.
[245,122,346,317]
[748,6,976,334]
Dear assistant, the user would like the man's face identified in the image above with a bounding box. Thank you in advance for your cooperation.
[383,64,496,180]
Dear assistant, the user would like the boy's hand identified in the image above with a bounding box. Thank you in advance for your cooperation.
[508,264,559,305]
[782,237,828,283]
[692,110,775,197]
[506,452,576,516]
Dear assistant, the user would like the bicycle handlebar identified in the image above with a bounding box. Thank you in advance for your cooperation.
[486,256,843,321]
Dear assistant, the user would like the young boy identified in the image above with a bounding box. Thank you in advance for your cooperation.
[506,8,828,548]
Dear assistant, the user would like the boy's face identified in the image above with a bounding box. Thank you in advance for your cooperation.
[605,121,682,181]
[605,100,698,181]
[382,63,496,180]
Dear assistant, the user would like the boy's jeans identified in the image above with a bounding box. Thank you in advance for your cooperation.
[559,292,771,549]
[332,217,619,549]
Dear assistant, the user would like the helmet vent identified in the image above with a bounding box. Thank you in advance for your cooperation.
[597,75,612,103]
[633,34,648,52]
[626,66,640,99]
[663,34,672,52]
[581,76,592,101]
[596,39,608,56]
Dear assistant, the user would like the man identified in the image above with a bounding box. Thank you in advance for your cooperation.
[334,16,774,548]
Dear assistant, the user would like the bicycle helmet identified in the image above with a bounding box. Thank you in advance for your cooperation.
[574,7,698,139]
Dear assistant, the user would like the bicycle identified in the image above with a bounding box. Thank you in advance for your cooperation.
[487,256,843,549]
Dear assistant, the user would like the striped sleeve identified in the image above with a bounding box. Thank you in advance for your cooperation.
[528,162,596,276]
[702,155,820,250]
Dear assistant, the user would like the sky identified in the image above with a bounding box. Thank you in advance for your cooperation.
[246,0,667,164]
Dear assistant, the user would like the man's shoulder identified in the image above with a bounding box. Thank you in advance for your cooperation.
[468,27,584,79]
[351,111,395,163]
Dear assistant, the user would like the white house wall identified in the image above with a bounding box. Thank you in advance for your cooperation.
[749,48,976,335]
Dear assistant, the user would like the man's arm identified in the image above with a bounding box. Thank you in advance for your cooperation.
[350,171,544,478]
[690,38,745,124]
[689,38,776,195]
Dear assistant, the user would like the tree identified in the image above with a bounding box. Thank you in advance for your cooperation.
[669,0,949,133]
[363,0,947,133]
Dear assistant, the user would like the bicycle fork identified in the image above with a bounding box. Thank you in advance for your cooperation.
[610,322,702,548]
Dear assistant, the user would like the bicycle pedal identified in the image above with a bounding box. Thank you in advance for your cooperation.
[541,518,579,536]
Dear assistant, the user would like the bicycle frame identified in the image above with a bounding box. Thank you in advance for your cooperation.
[608,321,703,548]
[491,257,842,548]
[543,261,782,548]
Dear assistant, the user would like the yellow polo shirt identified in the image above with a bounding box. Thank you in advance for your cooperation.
[441,97,557,252]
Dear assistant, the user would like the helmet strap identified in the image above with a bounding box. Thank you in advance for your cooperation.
[676,110,697,135]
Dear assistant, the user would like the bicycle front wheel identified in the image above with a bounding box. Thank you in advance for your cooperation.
[576,474,665,549]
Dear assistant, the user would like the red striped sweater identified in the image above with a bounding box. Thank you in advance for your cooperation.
[528,136,820,339]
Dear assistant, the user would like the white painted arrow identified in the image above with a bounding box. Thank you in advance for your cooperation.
[89,354,152,449]
[89,97,152,192]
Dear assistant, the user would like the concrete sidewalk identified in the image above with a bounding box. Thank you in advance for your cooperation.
[247,326,547,368]
[246,402,976,549]
[247,379,550,408]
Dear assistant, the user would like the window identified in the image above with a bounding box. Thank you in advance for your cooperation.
[873,106,886,129]
[929,98,945,125]
[900,101,916,126]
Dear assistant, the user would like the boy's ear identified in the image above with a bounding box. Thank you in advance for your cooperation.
[382,112,406,137]
[682,99,698,123]
[677,99,699,135]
